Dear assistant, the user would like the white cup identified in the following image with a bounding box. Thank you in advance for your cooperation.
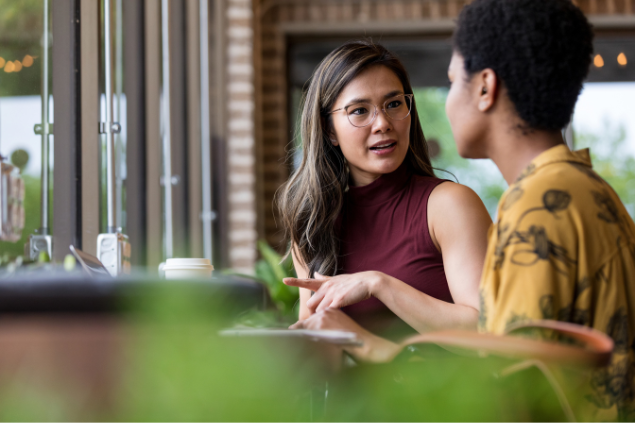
[162,258,214,280]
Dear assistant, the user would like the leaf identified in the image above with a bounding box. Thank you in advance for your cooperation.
[257,240,286,282]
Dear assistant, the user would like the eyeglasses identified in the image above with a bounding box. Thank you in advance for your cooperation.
[328,94,414,128]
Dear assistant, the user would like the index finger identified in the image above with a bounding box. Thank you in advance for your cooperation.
[289,320,305,330]
[283,278,324,292]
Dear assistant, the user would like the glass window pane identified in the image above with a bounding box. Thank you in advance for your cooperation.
[0,0,53,261]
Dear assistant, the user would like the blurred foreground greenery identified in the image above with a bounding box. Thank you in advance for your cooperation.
[0,282,580,421]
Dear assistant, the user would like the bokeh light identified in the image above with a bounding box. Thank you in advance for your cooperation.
[594,54,604,68]
[22,55,34,67]
[618,52,628,66]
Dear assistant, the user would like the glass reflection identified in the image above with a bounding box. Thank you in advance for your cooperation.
[0,0,53,260]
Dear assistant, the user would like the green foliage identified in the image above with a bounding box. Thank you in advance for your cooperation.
[574,121,635,219]
[117,284,314,421]
[228,241,299,317]
[0,382,74,421]
[256,240,299,313]
[0,283,588,421]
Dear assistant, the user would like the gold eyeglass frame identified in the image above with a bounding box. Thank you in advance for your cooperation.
[328,93,414,128]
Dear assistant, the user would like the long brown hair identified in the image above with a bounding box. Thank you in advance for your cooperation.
[277,40,435,277]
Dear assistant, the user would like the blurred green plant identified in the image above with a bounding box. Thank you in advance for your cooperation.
[117,283,314,421]
[0,381,74,421]
[227,240,299,317]
[0,281,588,421]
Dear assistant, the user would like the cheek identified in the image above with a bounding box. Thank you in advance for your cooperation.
[446,87,472,156]
[333,118,366,152]
[398,116,411,141]
[396,117,412,157]
[445,87,460,127]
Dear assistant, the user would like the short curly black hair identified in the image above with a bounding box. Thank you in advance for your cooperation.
[453,0,594,131]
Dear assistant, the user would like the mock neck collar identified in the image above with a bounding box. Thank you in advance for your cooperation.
[347,161,411,206]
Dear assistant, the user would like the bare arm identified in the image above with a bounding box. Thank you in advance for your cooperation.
[372,183,491,332]
[286,183,491,333]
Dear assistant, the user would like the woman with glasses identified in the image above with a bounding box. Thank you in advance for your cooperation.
[279,41,492,362]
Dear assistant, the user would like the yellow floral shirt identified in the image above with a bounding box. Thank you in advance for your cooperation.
[480,144,635,420]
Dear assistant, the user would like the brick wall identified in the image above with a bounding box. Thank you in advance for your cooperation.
[226,0,258,273]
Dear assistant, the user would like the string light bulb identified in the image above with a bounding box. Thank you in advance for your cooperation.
[22,55,34,67]
[618,52,627,66]
[594,54,604,68]
[0,57,5,68]
[4,61,15,73]
[13,60,23,72]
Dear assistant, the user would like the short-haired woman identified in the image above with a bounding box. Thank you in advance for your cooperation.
[280,41,492,363]
[447,0,635,418]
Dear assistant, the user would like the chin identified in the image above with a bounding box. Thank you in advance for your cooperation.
[377,154,406,173]
[366,162,397,177]
[456,139,487,160]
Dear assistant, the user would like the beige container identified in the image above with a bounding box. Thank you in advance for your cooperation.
[162,258,214,280]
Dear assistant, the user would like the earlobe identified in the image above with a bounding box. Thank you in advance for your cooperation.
[330,138,339,146]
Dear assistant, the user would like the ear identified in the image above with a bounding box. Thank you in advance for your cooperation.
[323,116,339,146]
[477,68,498,113]
[328,131,339,146]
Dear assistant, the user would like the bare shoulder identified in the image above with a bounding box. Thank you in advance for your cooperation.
[428,181,488,213]
[428,182,492,246]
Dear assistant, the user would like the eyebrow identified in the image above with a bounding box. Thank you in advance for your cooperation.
[344,90,405,107]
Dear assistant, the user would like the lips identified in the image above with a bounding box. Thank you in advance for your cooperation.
[369,141,397,151]
[370,140,397,151]
[369,140,398,155]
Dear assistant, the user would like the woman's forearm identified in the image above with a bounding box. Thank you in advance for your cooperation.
[370,273,479,333]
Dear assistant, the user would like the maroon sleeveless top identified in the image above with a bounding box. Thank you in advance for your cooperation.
[337,162,453,340]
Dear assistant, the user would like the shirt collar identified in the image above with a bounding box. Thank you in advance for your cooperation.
[514,144,592,184]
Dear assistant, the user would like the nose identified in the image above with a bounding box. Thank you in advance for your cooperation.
[371,108,393,134]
